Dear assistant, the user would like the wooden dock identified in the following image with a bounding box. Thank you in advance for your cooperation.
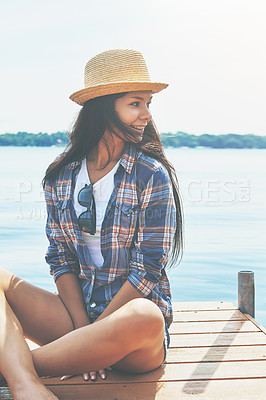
[1,301,266,399]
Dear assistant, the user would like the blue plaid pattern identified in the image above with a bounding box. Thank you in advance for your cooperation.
[44,143,176,328]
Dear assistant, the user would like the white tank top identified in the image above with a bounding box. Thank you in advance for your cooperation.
[73,158,120,267]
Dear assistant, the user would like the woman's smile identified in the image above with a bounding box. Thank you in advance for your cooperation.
[114,90,153,138]
[131,125,147,133]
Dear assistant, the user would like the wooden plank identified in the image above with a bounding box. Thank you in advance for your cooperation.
[41,360,266,385]
[0,387,11,400]
[170,320,259,334]
[173,309,246,322]
[245,314,266,335]
[166,345,266,363]
[2,379,266,400]
[172,302,237,311]
[46,378,266,400]
[170,332,266,347]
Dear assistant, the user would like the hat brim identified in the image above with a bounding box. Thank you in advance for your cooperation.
[69,81,168,105]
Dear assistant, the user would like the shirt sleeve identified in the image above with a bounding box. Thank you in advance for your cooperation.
[44,179,80,281]
[127,165,176,297]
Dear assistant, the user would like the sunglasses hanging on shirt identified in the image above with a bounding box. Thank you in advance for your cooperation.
[78,184,96,235]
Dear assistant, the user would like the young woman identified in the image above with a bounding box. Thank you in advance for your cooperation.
[0,49,183,400]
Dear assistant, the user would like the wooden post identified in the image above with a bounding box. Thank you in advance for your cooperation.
[238,270,255,317]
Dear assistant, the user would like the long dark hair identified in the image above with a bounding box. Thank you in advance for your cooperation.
[43,93,183,266]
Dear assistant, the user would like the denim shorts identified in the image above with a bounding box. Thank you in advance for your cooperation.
[163,324,170,363]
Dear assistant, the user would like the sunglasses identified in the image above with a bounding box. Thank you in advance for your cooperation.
[78,184,96,235]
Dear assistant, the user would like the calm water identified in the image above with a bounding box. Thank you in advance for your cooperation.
[1,146,266,326]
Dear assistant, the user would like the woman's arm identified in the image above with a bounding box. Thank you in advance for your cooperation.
[56,273,90,328]
[127,165,176,298]
[96,280,143,321]
[44,180,80,280]
[44,180,89,327]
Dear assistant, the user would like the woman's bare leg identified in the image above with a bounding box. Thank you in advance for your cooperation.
[32,297,166,378]
[0,268,73,400]
[0,290,58,400]
[0,268,166,397]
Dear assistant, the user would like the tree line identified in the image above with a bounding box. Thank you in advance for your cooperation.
[161,132,266,148]
[0,131,266,148]
[0,131,69,147]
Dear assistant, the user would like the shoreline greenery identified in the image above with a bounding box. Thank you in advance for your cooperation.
[0,131,266,149]
[0,131,68,147]
[160,131,266,149]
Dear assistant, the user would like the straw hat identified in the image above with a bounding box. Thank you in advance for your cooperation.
[69,49,168,105]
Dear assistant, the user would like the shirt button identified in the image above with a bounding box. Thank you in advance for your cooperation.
[90,301,96,308]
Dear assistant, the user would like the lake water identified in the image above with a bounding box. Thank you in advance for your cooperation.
[1,146,265,326]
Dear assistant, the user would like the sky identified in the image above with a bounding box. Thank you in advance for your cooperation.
[1,0,266,136]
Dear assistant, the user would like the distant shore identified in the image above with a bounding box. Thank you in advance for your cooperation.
[0,131,266,149]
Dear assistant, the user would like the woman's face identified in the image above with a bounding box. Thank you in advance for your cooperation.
[114,91,153,142]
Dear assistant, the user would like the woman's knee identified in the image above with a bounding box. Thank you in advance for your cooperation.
[115,298,165,346]
[0,267,14,292]
[134,298,165,336]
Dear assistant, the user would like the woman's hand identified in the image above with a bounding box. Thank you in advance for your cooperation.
[61,367,112,381]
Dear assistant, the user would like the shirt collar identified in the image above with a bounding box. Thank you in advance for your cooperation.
[119,143,139,174]
[69,160,81,170]
[68,143,139,174]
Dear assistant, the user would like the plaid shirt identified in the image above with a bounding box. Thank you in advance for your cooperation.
[44,143,176,328]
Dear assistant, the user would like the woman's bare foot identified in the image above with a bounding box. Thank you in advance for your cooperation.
[10,376,59,400]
